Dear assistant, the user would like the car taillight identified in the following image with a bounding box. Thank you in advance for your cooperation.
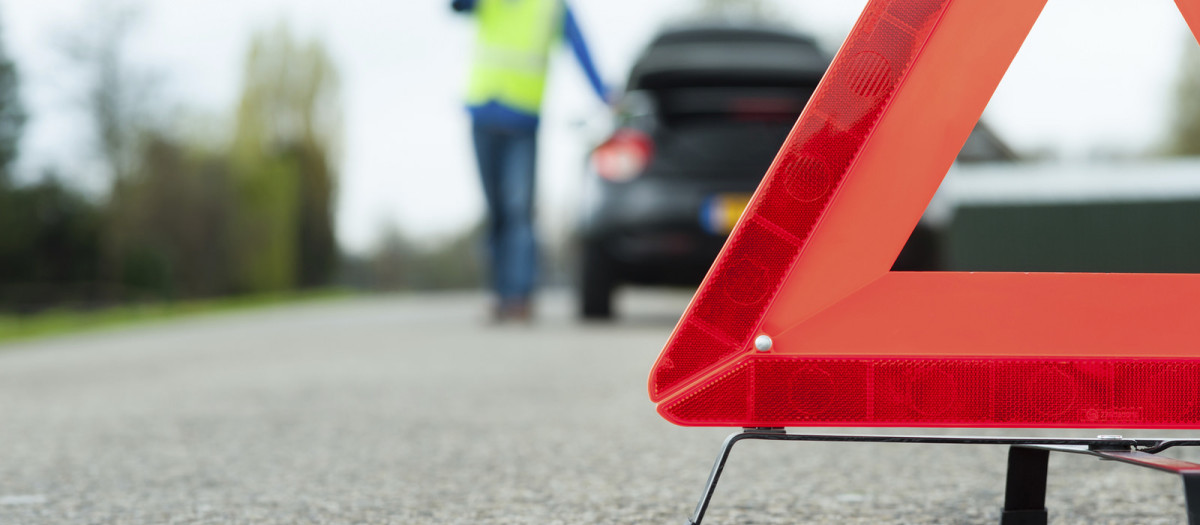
[591,129,653,182]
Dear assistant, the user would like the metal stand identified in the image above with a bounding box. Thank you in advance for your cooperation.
[686,429,1200,525]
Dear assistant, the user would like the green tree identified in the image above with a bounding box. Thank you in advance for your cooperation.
[0,10,25,185]
[231,22,342,292]
[1167,37,1200,156]
[60,2,159,185]
[58,2,173,298]
[106,134,237,299]
[0,174,103,311]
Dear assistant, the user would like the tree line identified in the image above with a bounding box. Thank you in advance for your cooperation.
[0,11,347,312]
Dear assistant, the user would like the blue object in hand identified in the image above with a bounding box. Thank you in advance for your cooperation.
[451,0,477,12]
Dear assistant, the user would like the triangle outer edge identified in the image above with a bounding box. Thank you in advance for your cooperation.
[649,0,1047,408]
[651,0,1200,428]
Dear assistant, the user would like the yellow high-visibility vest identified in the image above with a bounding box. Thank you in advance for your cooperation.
[466,0,562,115]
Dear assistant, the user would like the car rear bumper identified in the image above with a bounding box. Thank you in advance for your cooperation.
[580,176,758,285]
[595,228,726,284]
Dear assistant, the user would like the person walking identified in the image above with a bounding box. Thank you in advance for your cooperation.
[452,0,609,322]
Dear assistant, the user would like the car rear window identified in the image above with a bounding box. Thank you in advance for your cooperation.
[628,28,829,91]
[656,87,813,121]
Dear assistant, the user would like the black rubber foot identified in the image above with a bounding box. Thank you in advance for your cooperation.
[1000,508,1048,525]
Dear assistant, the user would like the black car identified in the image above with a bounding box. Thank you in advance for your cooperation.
[576,25,1014,319]
[576,26,826,319]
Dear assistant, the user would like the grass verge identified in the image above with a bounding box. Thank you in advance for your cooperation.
[0,289,352,346]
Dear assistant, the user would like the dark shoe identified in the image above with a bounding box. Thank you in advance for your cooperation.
[492,299,533,323]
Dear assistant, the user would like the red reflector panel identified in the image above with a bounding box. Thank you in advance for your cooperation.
[649,219,799,399]
[649,0,952,401]
[660,357,1200,428]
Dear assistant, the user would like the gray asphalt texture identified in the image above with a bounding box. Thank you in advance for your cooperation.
[0,290,1197,524]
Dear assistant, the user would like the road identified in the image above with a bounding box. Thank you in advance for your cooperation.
[0,289,1196,524]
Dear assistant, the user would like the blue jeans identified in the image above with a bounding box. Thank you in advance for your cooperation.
[471,123,538,303]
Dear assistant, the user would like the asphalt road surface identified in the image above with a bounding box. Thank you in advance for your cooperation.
[1,289,1198,524]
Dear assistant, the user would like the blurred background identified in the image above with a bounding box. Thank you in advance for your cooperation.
[3,2,1200,522]
[0,0,1198,318]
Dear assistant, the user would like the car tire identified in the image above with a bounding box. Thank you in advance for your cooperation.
[580,242,615,320]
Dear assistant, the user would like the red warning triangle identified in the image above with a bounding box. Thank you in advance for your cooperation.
[649,0,1200,428]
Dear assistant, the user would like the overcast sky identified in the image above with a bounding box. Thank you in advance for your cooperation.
[1,0,1196,254]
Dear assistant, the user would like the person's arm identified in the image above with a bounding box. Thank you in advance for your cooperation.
[451,0,477,13]
[563,4,611,104]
